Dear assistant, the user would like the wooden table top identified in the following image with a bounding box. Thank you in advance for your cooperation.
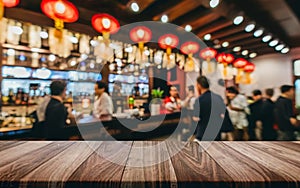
[0,141,299,187]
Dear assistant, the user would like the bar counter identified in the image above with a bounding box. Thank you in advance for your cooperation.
[0,141,299,187]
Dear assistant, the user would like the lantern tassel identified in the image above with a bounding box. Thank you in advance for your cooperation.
[0,0,4,20]
[235,68,243,83]
[54,19,64,40]
[138,41,144,56]
[245,72,251,84]
[223,63,228,78]
[207,58,212,73]
[102,31,110,46]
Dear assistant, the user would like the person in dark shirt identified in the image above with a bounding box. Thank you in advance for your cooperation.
[261,88,277,140]
[274,85,299,140]
[192,76,233,141]
[44,81,68,140]
[248,89,263,140]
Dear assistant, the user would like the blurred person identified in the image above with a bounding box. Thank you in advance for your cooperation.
[261,88,277,140]
[44,81,68,140]
[165,86,181,112]
[274,85,299,140]
[182,85,196,110]
[226,86,249,141]
[93,81,114,121]
[192,76,233,141]
[248,89,263,140]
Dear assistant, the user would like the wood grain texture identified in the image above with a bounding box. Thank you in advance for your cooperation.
[121,141,177,188]
[223,142,300,186]
[167,141,233,188]
[0,141,299,188]
[68,141,132,188]
[20,141,101,188]
[200,141,293,187]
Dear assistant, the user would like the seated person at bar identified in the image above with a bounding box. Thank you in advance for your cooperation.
[182,85,196,110]
[165,86,181,112]
[44,81,68,140]
[93,81,114,121]
[192,76,233,141]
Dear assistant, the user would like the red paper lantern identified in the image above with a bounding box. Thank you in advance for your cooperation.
[92,13,120,40]
[158,34,179,54]
[216,53,235,77]
[200,47,217,59]
[130,26,152,54]
[3,0,19,7]
[41,0,79,30]
[233,58,248,83]
[243,62,255,84]
[180,42,199,55]
[200,47,217,73]
[180,42,200,72]
[130,26,152,43]
[233,58,248,69]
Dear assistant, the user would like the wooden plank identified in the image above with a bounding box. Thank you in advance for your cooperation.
[0,141,26,151]
[166,141,233,187]
[276,142,300,153]
[67,141,133,188]
[199,141,293,187]
[153,0,203,22]
[246,142,300,169]
[121,141,177,188]
[20,141,102,187]
[223,142,300,185]
[0,142,73,187]
[0,141,52,169]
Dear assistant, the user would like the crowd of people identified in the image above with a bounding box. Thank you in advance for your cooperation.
[35,77,300,141]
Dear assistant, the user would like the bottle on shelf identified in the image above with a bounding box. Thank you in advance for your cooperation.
[128,96,134,109]
[8,88,15,104]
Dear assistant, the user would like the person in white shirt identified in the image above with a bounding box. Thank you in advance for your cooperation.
[93,81,114,121]
[182,85,196,110]
[226,86,249,141]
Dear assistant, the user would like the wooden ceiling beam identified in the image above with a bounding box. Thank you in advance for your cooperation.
[152,0,203,22]
[228,37,262,47]
[172,6,208,26]
[196,18,233,37]
[210,25,244,40]
[185,12,220,29]
[219,32,252,43]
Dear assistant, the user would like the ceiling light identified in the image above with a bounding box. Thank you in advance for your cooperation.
[185,25,192,32]
[130,2,139,12]
[48,54,56,62]
[262,35,272,42]
[40,31,48,39]
[241,50,249,56]
[281,47,290,54]
[222,41,229,47]
[249,52,257,58]
[269,39,279,47]
[233,16,244,25]
[275,44,285,51]
[161,14,168,23]
[11,26,23,35]
[204,34,211,40]
[233,46,241,52]
[254,29,263,37]
[245,23,255,32]
[210,0,219,8]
